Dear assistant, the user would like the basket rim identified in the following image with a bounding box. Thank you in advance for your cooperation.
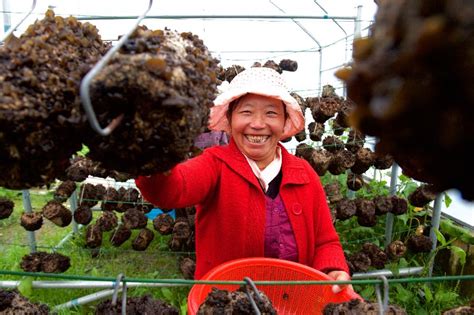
[187,257,360,314]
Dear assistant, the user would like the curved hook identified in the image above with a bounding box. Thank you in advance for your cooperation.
[243,277,263,315]
[1,0,37,43]
[111,273,127,314]
[80,0,153,136]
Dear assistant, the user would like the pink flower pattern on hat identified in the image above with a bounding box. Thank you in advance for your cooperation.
[209,67,305,139]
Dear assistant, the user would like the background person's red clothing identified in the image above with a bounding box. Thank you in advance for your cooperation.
[136,139,349,279]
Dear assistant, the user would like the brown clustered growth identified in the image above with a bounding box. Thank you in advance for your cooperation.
[335,198,357,220]
[41,253,71,273]
[54,180,77,202]
[85,224,102,248]
[345,129,366,153]
[390,196,408,215]
[442,304,474,315]
[0,198,14,219]
[73,205,93,225]
[263,60,281,73]
[294,128,307,142]
[20,212,43,231]
[373,153,394,170]
[295,143,314,161]
[0,289,49,314]
[79,183,99,208]
[65,156,108,182]
[335,98,355,129]
[408,184,439,207]
[95,295,179,315]
[179,257,196,280]
[347,173,364,191]
[101,187,120,211]
[332,119,345,136]
[308,95,342,124]
[21,252,70,273]
[42,200,72,227]
[153,213,175,235]
[329,150,356,175]
[336,0,474,201]
[373,195,393,215]
[309,149,333,176]
[217,64,245,82]
[132,228,155,251]
[356,198,377,227]
[110,224,132,247]
[323,299,407,315]
[362,243,388,269]
[122,208,148,229]
[324,182,344,204]
[308,121,325,141]
[386,240,407,260]
[169,217,195,251]
[0,10,108,189]
[279,59,298,72]
[85,26,220,177]
[407,235,433,253]
[96,211,118,232]
[197,287,277,315]
[291,91,307,114]
[347,252,371,273]
[136,203,154,214]
[322,135,345,153]
[351,148,375,174]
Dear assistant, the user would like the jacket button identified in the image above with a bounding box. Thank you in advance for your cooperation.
[292,203,302,215]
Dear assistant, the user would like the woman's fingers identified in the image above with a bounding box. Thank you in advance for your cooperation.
[327,270,353,293]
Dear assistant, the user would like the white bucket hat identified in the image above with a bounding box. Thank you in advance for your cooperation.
[209,67,305,139]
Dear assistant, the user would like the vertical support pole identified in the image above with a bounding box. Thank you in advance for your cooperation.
[21,189,37,253]
[353,5,362,39]
[428,193,443,277]
[318,50,323,95]
[2,0,11,33]
[69,189,79,234]
[384,164,399,247]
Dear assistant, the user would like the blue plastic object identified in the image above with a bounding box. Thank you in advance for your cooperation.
[145,208,176,220]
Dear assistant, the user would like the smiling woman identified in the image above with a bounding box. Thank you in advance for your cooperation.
[136,67,353,294]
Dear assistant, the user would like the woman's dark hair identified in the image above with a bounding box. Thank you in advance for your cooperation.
[226,94,288,124]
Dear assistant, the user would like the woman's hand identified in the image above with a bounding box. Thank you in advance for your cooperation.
[327,270,353,294]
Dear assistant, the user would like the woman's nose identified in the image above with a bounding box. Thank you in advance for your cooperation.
[249,114,266,128]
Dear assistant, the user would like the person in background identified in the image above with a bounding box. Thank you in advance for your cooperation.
[193,128,229,150]
[136,67,351,293]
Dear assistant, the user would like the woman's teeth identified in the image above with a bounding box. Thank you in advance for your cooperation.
[246,135,269,143]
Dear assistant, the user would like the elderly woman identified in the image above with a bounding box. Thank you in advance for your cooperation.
[136,67,350,291]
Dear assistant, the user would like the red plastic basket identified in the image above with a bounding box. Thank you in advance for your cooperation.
[188,257,361,314]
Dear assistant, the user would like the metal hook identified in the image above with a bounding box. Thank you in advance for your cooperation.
[375,275,389,315]
[79,0,153,136]
[1,0,37,43]
[243,277,263,315]
[111,273,124,306]
[111,273,127,315]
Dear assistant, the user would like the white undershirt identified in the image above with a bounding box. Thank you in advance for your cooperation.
[243,147,282,192]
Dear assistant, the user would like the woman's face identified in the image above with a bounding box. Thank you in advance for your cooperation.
[229,93,286,169]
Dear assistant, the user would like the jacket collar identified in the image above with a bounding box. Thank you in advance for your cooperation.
[209,138,310,188]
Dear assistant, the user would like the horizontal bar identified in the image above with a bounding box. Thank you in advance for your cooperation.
[352,267,423,279]
[76,14,357,21]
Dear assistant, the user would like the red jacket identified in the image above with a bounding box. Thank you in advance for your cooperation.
[136,139,349,279]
